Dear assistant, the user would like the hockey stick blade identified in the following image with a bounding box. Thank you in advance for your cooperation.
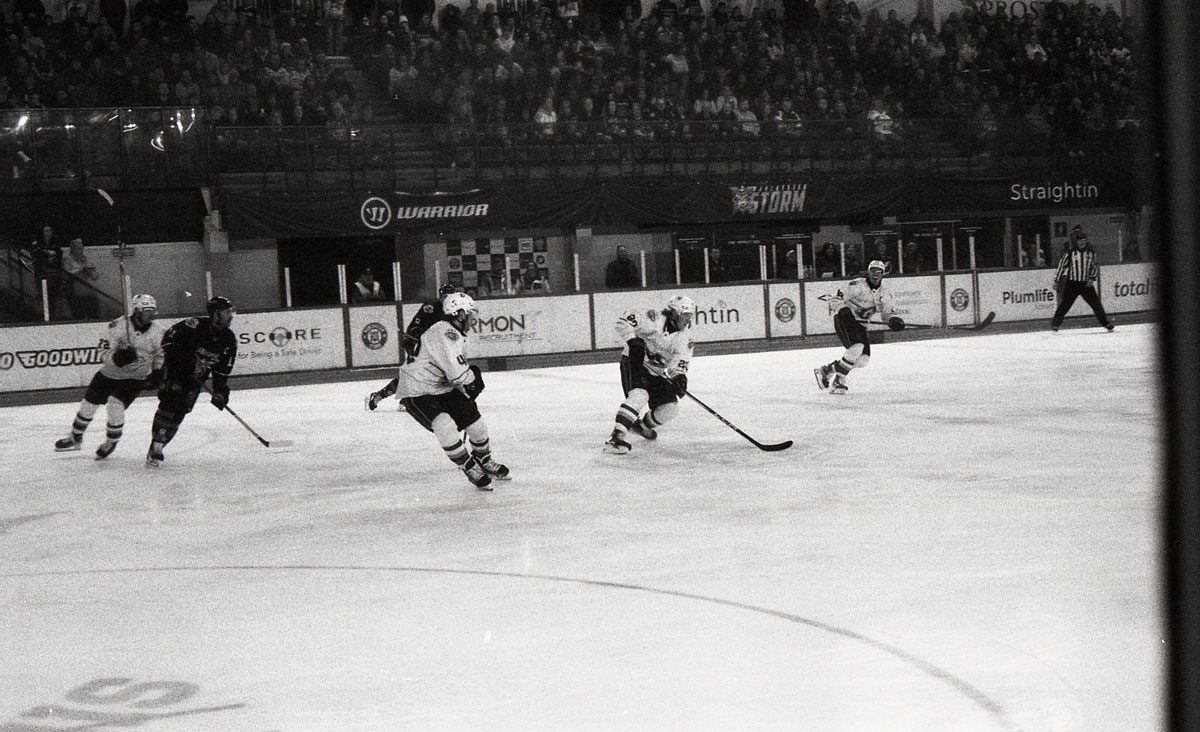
[754,439,794,452]
[684,391,793,452]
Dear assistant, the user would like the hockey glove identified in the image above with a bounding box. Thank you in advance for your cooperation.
[463,365,485,400]
[144,368,164,390]
[210,385,229,411]
[671,374,688,397]
[402,334,420,363]
[112,347,138,367]
[888,316,905,332]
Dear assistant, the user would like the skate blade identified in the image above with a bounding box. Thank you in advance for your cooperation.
[813,368,830,391]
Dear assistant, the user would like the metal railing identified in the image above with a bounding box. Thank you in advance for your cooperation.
[1,107,1144,192]
[3,247,125,322]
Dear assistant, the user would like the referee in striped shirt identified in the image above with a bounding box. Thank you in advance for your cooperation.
[1051,225,1115,332]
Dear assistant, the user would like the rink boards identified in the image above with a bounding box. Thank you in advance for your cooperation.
[0,263,1157,393]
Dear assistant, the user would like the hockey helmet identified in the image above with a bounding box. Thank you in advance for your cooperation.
[665,294,696,328]
[206,296,234,317]
[130,293,157,313]
[666,294,696,316]
[442,292,478,319]
[867,260,887,273]
[438,284,458,297]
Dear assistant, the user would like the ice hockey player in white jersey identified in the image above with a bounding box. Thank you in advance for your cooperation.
[814,260,904,394]
[395,292,508,489]
[604,294,696,454]
[54,294,166,459]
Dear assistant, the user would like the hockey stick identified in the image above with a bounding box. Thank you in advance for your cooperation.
[859,311,996,332]
[684,391,793,452]
[202,386,293,448]
[99,188,134,345]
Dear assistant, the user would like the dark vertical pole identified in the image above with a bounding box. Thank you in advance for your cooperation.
[1155,2,1200,730]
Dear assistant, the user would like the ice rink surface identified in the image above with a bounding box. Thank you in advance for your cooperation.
[1,324,1162,731]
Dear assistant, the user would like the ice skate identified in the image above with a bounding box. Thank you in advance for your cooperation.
[1105,323,1115,332]
[478,456,510,480]
[95,440,118,460]
[630,417,657,441]
[603,429,632,454]
[54,435,82,452]
[461,457,493,490]
[145,441,165,467]
[365,391,383,411]
[829,374,849,395]
[814,364,834,391]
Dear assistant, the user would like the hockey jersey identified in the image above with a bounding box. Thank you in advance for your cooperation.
[615,308,693,379]
[97,316,166,381]
[396,319,477,398]
[161,316,238,388]
[828,278,896,321]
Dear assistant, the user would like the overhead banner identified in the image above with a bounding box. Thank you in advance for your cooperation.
[917,175,1134,214]
[221,174,913,239]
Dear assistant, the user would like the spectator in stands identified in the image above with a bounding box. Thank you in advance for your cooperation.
[815,242,841,279]
[1020,240,1048,268]
[534,95,557,137]
[707,246,728,283]
[903,241,927,273]
[604,244,639,288]
[868,238,894,271]
[516,261,551,294]
[735,97,760,137]
[351,267,386,302]
[61,237,100,319]
[21,225,65,316]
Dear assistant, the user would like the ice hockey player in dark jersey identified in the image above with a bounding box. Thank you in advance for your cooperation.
[395,292,508,489]
[814,260,903,395]
[365,284,459,411]
[54,294,165,459]
[145,296,239,467]
[603,294,696,454]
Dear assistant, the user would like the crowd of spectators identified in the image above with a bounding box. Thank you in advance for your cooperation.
[1,0,1143,157]
[356,0,1143,155]
[2,0,365,129]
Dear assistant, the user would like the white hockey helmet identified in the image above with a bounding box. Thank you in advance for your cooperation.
[130,293,157,313]
[666,294,696,317]
[442,291,478,319]
[867,260,887,273]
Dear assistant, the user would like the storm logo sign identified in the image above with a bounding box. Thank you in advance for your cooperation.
[731,183,808,215]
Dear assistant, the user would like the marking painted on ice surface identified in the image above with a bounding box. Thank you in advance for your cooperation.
[3,565,1016,731]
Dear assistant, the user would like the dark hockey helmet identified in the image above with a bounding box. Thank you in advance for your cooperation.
[206,296,234,317]
[438,284,458,297]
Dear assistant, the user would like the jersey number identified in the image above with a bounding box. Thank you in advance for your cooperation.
[456,355,467,365]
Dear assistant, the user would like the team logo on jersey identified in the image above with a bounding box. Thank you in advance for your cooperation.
[445,329,459,341]
[360,196,393,230]
[361,322,388,350]
[773,297,797,322]
[949,288,971,311]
